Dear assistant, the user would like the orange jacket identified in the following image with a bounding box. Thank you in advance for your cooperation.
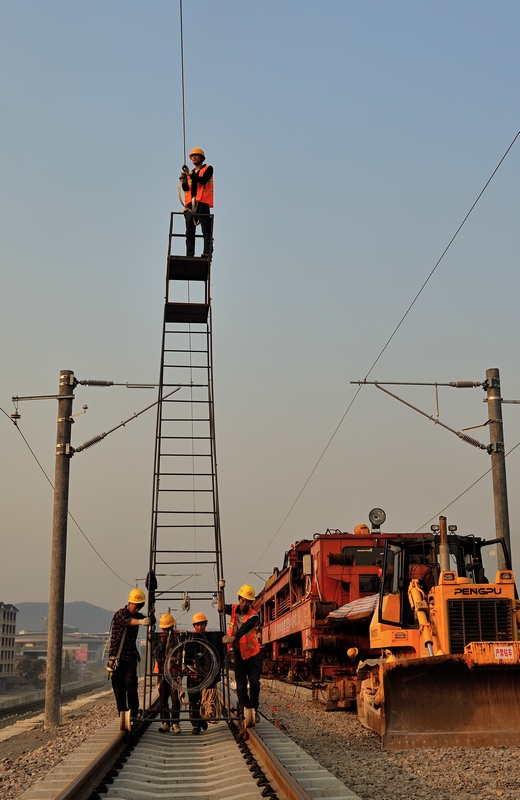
[228,604,260,660]
[184,164,214,207]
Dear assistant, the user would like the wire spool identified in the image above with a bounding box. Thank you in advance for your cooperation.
[163,639,221,694]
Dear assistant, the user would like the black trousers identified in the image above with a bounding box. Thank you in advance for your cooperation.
[159,677,180,723]
[234,653,261,714]
[184,204,213,257]
[111,658,139,716]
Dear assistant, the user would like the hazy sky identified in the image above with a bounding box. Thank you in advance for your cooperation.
[1,1,519,627]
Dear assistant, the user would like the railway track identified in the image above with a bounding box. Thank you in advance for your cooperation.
[19,711,359,800]
[0,680,107,725]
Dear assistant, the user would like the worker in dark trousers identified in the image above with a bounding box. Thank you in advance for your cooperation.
[152,613,181,734]
[218,581,261,722]
[185,612,222,734]
[107,588,150,725]
[179,147,214,258]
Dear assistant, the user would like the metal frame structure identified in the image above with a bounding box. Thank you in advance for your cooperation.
[143,212,229,716]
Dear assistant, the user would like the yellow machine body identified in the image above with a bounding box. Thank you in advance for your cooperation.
[357,540,520,750]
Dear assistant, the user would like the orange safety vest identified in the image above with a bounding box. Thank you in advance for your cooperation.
[184,164,214,207]
[228,604,260,660]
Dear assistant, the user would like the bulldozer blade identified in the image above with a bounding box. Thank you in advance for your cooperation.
[380,655,520,750]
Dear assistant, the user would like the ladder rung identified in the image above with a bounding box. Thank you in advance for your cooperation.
[165,349,208,354]
[158,488,214,493]
[160,384,207,389]
[155,549,218,553]
[161,419,211,423]
[160,436,212,440]
[155,589,217,600]
[163,364,208,369]
[155,471,214,476]
[156,561,216,566]
[155,511,215,531]
[161,399,209,404]
[157,508,215,528]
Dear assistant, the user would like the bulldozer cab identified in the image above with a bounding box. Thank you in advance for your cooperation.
[377,534,511,628]
[379,537,437,627]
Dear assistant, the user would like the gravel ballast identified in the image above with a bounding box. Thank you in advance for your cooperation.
[0,691,116,799]
[259,682,520,800]
[3,682,520,799]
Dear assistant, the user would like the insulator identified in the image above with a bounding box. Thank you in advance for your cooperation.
[458,433,486,449]
[79,380,113,387]
[449,381,480,388]
[75,433,106,452]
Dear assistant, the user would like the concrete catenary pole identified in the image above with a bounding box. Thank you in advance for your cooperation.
[485,367,511,565]
[44,370,75,729]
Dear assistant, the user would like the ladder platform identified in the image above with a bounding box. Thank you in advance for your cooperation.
[168,255,210,282]
[165,302,209,324]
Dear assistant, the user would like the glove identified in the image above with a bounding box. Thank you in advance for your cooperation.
[179,173,187,181]
[222,634,234,644]
[105,656,118,674]
[139,617,151,626]
[218,579,226,589]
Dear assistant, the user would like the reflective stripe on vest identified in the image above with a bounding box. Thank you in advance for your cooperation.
[184,165,214,207]
[228,604,260,660]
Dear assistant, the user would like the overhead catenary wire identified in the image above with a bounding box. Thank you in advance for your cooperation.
[1,406,133,587]
[252,130,520,572]
[416,440,520,532]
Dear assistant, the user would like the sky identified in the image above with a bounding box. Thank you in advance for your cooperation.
[1,0,519,627]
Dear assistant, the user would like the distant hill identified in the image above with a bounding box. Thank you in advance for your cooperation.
[16,602,113,635]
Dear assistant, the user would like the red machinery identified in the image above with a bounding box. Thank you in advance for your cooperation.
[255,514,432,709]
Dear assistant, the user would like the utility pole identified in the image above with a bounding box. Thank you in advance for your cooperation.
[44,370,75,729]
[11,371,165,729]
[485,367,511,563]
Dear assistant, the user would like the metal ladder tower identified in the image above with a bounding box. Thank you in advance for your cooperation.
[143,212,226,711]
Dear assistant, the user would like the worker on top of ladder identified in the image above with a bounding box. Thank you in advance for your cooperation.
[179,147,214,258]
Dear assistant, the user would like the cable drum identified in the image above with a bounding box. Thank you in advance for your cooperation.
[163,638,221,694]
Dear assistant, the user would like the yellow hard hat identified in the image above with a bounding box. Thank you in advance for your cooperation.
[189,147,206,159]
[237,584,255,601]
[192,612,208,625]
[354,523,370,535]
[128,588,146,604]
[159,613,176,629]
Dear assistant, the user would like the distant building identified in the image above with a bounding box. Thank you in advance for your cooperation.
[0,603,18,691]
[15,632,107,669]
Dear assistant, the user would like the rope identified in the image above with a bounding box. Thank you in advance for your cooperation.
[200,687,222,722]
[179,0,186,165]
[177,0,189,210]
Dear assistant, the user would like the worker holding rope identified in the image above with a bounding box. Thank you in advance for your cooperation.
[219,581,261,724]
[179,147,214,258]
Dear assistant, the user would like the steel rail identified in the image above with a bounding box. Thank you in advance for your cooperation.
[54,730,127,800]
[246,724,314,800]
[33,710,317,800]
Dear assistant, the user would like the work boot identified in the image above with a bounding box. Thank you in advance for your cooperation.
[200,719,208,731]
[192,726,201,735]
[159,722,170,733]
[172,723,181,734]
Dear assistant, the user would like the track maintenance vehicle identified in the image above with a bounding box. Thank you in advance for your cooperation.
[356,515,520,749]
